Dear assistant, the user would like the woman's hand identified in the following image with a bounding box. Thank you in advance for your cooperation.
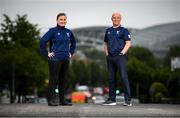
[48,52,55,58]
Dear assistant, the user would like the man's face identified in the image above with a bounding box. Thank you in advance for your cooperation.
[111,13,121,26]
[57,15,67,27]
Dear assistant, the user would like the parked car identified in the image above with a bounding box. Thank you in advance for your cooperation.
[35,97,47,104]
[93,87,103,95]
[92,95,105,104]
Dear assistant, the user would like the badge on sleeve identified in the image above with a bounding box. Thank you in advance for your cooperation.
[128,34,131,38]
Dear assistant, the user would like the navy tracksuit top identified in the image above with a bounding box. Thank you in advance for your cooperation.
[40,26,76,61]
[104,26,131,56]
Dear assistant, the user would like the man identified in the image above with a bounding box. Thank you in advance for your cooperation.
[40,13,76,106]
[103,12,132,106]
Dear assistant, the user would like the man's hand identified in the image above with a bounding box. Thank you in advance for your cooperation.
[48,52,55,58]
[121,41,131,55]
[119,52,124,56]
[69,53,72,58]
[104,42,109,56]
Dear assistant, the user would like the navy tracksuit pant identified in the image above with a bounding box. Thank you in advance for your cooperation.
[47,60,69,103]
[106,54,131,102]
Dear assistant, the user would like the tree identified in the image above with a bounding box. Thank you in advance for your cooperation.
[71,60,90,86]
[128,57,154,102]
[129,46,157,68]
[164,45,180,67]
[163,45,180,98]
[150,82,168,103]
[0,14,48,103]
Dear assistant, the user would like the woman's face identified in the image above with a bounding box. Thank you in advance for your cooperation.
[57,15,67,27]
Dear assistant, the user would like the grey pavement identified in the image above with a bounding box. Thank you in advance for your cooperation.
[0,103,180,118]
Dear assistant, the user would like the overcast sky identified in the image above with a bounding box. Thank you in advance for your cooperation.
[0,0,180,30]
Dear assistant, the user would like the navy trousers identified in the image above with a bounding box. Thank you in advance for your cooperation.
[106,55,131,102]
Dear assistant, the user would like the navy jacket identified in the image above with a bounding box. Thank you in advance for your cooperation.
[40,26,76,61]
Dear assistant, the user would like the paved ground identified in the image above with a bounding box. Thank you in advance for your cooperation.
[0,103,180,117]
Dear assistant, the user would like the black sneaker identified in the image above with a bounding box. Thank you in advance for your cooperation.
[60,102,72,106]
[123,101,132,106]
[103,99,117,105]
[48,102,58,106]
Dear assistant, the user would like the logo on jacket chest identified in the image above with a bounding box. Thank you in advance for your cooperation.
[107,30,122,35]
[117,30,120,35]
[56,32,70,38]
[66,32,70,37]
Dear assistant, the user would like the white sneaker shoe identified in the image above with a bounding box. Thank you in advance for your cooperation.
[123,102,132,106]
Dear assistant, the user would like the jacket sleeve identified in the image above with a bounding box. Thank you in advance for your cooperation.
[69,31,76,55]
[39,28,53,57]
[124,28,131,41]
[104,30,108,42]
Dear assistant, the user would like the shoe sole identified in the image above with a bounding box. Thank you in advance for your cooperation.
[103,103,117,105]
[60,104,72,106]
[123,104,132,106]
[48,104,58,106]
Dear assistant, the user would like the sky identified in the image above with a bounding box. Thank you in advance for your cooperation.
[0,0,180,31]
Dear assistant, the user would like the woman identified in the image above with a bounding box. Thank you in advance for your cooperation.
[40,13,76,106]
